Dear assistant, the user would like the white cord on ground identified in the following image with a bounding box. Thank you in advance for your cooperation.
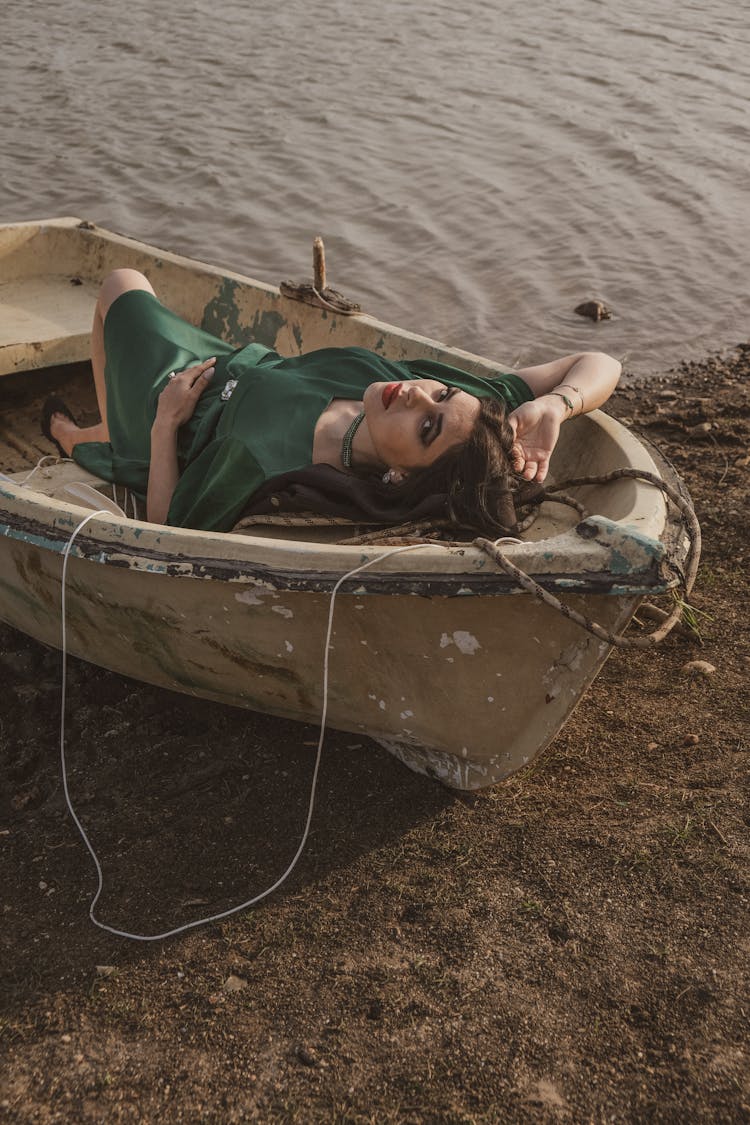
[59,512,435,941]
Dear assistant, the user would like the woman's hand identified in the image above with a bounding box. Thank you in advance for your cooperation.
[147,359,215,524]
[509,351,622,481]
[508,395,568,482]
[155,358,216,430]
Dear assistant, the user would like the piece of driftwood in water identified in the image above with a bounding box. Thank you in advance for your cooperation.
[280,236,362,314]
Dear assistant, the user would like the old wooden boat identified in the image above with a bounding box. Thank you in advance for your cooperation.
[0,218,693,789]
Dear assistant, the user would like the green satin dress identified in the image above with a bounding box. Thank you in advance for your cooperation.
[72,290,534,531]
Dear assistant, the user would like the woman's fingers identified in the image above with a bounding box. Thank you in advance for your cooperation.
[511,442,526,472]
[175,360,217,387]
[516,449,551,481]
[190,362,215,392]
[168,358,217,385]
[186,357,217,386]
[156,358,216,428]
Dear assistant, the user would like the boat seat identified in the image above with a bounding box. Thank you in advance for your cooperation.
[0,275,98,376]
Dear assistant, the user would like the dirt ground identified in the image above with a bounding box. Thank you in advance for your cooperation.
[1,347,748,1123]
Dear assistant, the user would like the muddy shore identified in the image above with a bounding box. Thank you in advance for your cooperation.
[1,348,748,1123]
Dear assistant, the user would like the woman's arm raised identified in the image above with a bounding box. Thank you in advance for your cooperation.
[146,359,215,524]
[509,351,622,482]
[516,351,622,411]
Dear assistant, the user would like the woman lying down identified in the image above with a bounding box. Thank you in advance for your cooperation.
[42,269,621,535]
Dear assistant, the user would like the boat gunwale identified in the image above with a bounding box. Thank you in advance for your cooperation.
[0,497,681,596]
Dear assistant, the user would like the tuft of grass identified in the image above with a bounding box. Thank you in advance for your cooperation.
[665,815,695,847]
[672,591,713,640]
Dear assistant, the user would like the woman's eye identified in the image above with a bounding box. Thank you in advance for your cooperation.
[421,388,450,443]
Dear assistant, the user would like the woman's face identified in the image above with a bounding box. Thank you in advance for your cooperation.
[362,379,480,473]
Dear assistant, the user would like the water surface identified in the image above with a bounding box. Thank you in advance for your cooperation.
[3,0,749,373]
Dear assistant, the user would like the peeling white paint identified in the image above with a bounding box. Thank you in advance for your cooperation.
[440,630,481,655]
[400,709,414,720]
[487,696,494,703]
[378,700,386,710]
[285,641,293,653]
[235,589,269,606]
[272,605,294,619]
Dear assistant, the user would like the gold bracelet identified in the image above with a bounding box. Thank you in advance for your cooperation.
[556,383,585,412]
[549,391,575,414]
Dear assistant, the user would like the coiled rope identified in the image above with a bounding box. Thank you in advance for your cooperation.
[475,468,700,649]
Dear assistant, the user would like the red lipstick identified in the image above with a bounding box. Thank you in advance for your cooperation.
[382,382,401,410]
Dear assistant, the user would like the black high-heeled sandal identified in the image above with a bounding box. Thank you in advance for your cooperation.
[40,396,77,458]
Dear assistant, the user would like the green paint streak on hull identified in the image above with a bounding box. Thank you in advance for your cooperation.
[201,278,245,344]
[250,308,286,349]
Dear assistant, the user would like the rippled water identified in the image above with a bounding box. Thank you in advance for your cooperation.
[3,0,749,374]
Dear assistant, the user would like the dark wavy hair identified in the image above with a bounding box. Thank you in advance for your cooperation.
[243,396,534,536]
[379,395,520,534]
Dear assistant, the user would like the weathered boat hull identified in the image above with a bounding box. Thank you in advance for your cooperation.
[0,511,637,789]
[0,219,692,788]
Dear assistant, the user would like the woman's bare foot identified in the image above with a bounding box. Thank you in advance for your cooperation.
[46,410,107,456]
[48,411,79,456]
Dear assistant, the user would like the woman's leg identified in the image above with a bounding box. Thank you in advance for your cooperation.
[50,269,157,455]
[93,270,158,425]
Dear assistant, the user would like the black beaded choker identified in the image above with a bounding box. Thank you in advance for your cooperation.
[341,411,365,469]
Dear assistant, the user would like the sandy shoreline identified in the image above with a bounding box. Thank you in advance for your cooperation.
[1,346,748,1122]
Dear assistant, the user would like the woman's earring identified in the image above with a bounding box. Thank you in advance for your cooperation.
[382,469,394,484]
